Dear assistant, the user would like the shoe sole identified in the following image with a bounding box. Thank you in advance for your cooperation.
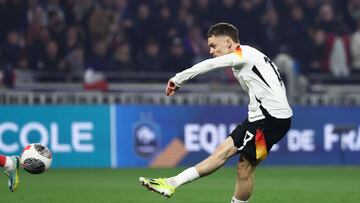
[139,177,171,199]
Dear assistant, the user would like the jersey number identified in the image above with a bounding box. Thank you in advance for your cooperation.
[238,131,254,151]
[264,56,283,86]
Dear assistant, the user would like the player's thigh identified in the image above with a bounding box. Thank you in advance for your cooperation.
[213,136,238,160]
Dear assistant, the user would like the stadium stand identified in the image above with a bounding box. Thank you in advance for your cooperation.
[1,0,360,105]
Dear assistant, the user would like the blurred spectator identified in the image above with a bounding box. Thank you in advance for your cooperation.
[237,0,265,47]
[350,19,360,72]
[301,0,318,26]
[26,3,48,45]
[153,4,174,49]
[88,7,111,41]
[65,46,84,81]
[0,30,24,88]
[48,10,67,54]
[0,65,14,88]
[164,37,193,72]
[281,4,309,70]
[0,0,26,38]
[130,3,156,50]
[215,0,238,25]
[326,25,351,77]
[274,0,296,18]
[62,0,77,25]
[346,0,360,30]
[137,39,164,72]
[172,8,192,40]
[46,0,65,22]
[86,40,112,71]
[64,25,84,53]
[27,27,51,70]
[0,56,14,88]
[0,0,7,43]
[347,0,360,20]
[27,1,48,28]
[1,31,23,68]
[261,7,282,58]
[83,39,109,90]
[274,53,308,102]
[111,41,137,71]
[14,54,34,86]
[183,26,208,63]
[109,0,130,44]
[36,40,67,81]
[316,3,337,33]
[73,0,96,25]
[179,0,192,11]
[193,0,214,31]
[305,28,327,73]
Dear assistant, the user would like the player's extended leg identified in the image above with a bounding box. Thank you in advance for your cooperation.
[0,155,20,192]
[231,156,256,203]
[194,137,238,176]
[139,137,238,198]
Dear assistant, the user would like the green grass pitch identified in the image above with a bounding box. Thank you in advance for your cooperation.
[1,167,359,203]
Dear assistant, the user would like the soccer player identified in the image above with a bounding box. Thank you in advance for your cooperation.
[139,22,292,203]
[0,155,20,192]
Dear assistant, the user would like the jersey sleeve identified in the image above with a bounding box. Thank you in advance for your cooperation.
[171,52,243,87]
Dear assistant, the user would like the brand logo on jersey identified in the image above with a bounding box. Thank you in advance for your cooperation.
[133,113,161,157]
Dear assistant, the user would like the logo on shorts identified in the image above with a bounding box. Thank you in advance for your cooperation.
[133,113,161,158]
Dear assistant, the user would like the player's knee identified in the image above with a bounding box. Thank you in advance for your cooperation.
[237,170,252,181]
[236,163,253,181]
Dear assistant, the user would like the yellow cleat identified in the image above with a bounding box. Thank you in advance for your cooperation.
[139,177,175,199]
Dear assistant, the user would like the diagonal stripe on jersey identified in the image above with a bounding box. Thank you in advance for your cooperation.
[252,65,271,88]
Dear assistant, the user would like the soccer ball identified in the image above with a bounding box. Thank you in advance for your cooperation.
[20,143,52,174]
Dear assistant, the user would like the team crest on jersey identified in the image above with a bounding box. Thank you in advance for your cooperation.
[133,113,161,158]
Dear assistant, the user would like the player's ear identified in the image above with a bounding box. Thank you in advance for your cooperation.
[226,37,232,48]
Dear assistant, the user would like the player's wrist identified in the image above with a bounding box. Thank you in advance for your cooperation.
[170,78,181,88]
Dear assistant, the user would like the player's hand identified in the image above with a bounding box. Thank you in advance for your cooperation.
[166,80,179,96]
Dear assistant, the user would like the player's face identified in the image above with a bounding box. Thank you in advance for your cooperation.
[208,35,233,57]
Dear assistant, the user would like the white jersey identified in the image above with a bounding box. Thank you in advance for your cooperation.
[171,45,293,122]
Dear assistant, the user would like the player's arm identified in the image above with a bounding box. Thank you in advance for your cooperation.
[166,53,242,96]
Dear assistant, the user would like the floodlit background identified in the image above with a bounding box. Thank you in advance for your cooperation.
[0,0,359,202]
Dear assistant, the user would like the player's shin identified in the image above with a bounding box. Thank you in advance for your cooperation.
[166,167,200,188]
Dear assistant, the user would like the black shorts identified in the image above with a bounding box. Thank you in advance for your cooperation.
[230,117,291,165]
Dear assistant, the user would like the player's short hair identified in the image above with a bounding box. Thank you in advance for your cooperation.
[207,22,239,43]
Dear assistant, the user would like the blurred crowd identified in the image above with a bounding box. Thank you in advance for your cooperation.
[1,0,360,88]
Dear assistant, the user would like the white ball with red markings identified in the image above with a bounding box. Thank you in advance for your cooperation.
[20,143,52,174]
